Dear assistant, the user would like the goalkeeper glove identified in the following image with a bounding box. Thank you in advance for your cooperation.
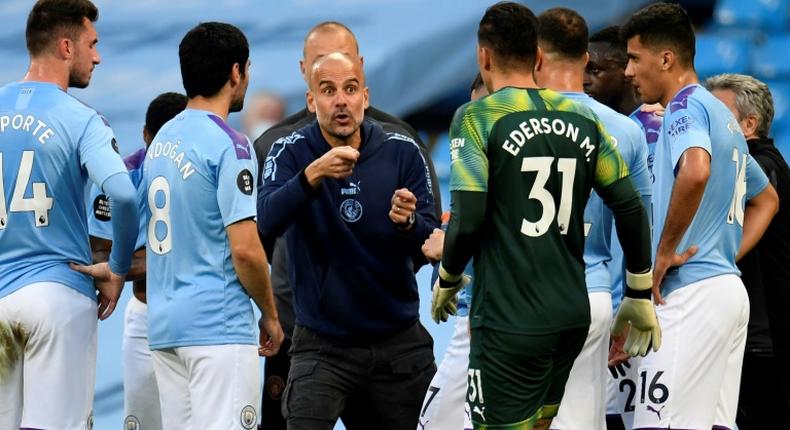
[611,270,662,357]
[431,265,471,324]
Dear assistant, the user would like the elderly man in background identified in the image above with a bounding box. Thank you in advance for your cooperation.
[707,73,790,430]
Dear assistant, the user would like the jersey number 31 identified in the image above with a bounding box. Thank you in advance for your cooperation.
[521,156,576,237]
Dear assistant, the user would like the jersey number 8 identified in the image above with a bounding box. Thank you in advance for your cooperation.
[148,176,172,255]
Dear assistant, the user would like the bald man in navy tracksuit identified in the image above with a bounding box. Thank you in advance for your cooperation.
[258,53,438,429]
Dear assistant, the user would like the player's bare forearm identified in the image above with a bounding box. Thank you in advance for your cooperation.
[89,236,147,282]
[737,184,779,261]
[656,148,710,258]
[441,190,486,276]
[227,220,279,321]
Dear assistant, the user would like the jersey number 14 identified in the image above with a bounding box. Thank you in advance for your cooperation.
[0,151,54,229]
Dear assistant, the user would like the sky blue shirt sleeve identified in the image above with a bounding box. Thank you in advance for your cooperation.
[667,98,711,168]
[745,153,769,200]
[87,183,113,240]
[629,130,653,200]
[216,143,257,227]
[79,113,127,188]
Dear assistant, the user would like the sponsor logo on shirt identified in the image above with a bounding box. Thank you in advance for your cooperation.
[341,181,361,195]
[667,115,691,138]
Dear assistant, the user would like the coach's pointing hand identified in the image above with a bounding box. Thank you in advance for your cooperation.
[70,262,125,320]
[304,146,359,187]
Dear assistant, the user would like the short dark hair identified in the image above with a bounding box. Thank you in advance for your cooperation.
[478,2,539,70]
[470,73,485,93]
[179,22,249,99]
[589,26,627,65]
[145,92,188,136]
[537,8,588,59]
[26,0,98,56]
[621,2,695,67]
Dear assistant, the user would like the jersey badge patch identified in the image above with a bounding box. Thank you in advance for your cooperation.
[124,415,140,430]
[93,194,111,222]
[240,405,257,429]
[237,169,253,195]
[340,198,363,223]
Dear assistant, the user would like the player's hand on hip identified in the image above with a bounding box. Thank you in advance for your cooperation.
[389,188,417,225]
[258,316,284,357]
[71,262,125,320]
[652,245,698,304]
[421,228,445,263]
[611,297,661,357]
[305,146,359,186]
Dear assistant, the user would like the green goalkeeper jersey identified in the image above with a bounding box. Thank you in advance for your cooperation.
[449,87,630,334]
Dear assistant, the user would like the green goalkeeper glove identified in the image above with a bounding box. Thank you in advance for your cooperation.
[611,270,662,357]
[431,265,471,324]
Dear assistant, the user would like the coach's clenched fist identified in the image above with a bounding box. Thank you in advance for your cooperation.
[389,188,417,230]
[304,145,359,187]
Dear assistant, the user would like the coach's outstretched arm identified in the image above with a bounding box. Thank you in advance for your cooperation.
[228,219,284,357]
[593,129,659,357]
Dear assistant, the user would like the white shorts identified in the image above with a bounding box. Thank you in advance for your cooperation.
[552,292,612,430]
[152,343,260,430]
[0,282,97,430]
[606,355,640,429]
[123,296,162,430]
[633,274,748,429]
[418,315,471,430]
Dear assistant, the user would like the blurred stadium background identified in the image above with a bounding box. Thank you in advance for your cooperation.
[1,0,788,427]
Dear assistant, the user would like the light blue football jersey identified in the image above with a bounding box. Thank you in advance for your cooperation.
[87,147,147,249]
[654,84,769,296]
[562,92,652,295]
[143,109,258,350]
[0,82,126,301]
[609,107,663,310]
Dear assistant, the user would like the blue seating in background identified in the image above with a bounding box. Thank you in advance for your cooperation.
[765,80,790,136]
[753,35,790,79]
[714,0,790,32]
[695,34,752,79]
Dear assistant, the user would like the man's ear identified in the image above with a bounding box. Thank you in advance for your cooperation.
[230,62,241,87]
[56,37,73,60]
[534,46,544,73]
[306,90,316,113]
[362,86,369,110]
[478,44,492,73]
[742,114,759,137]
[661,49,674,71]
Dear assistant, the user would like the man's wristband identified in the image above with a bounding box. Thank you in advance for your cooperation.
[438,264,462,289]
[624,270,653,300]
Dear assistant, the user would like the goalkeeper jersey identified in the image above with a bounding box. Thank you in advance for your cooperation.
[448,87,632,334]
